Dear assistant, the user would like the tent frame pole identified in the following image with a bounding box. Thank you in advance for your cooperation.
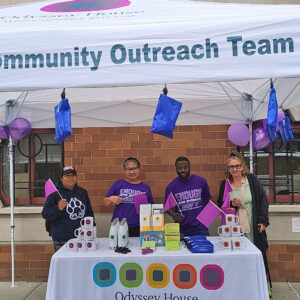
[243,93,254,173]
[249,122,253,173]
[6,100,15,287]
[9,136,15,287]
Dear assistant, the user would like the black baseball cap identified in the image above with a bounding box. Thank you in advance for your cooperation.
[62,166,77,176]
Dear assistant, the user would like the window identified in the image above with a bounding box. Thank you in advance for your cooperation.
[243,126,300,203]
[0,130,63,205]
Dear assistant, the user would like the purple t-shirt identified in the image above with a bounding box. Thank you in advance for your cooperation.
[165,174,211,235]
[106,179,154,227]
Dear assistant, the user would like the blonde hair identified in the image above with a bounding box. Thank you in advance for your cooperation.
[225,151,249,182]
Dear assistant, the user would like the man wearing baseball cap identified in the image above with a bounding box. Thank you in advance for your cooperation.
[61,166,77,176]
[42,166,95,252]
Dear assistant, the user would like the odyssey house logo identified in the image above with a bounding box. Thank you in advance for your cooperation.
[41,0,131,13]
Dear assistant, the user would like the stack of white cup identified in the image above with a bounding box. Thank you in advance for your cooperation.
[66,216,97,252]
[218,214,245,251]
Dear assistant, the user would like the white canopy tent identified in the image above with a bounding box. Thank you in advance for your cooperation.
[0,0,300,127]
[1,0,300,286]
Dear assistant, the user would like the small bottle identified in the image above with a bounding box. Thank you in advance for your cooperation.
[122,218,128,236]
[118,218,129,247]
[114,218,120,235]
[109,220,118,250]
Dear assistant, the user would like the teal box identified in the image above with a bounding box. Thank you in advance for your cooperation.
[140,231,165,247]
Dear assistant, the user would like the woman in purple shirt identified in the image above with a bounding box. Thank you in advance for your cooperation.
[104,157,154,237]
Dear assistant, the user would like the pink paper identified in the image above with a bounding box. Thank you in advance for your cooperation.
[164,192,177,212]
[133,193,148,214]
[44,179,58,200]
[197,201,223,228]
[221,179,235,225]
[221,179,233,209]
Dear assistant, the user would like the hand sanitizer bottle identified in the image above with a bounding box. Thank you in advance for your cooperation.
[109,220,118,250]
[118,218,129,247]
[114,218,120,235]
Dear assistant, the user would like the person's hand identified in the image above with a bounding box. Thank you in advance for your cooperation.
[231,198,242,207]
[171,212,185,223]
[110,196,123,205]
[58,199,68,210]
[258,223,266,233]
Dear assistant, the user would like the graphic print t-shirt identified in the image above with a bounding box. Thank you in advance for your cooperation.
[106,179,154,227]
[165,175,211,235]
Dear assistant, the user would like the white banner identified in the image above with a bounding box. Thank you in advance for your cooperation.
[46,237,269,300]
[0,0,300,90]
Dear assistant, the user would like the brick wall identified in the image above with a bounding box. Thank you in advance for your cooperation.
[0,245,53,281]
[0,244,299,281]
[0,125,298,282]
[268,245,300,281]
[63,125,233,212]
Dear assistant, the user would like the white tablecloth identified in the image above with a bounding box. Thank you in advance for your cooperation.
[46,237,268,300]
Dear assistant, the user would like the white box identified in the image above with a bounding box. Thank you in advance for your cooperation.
[152,214,164,231]
[151,204,164,215]
[140,204,152,215]
[140,204,152,231]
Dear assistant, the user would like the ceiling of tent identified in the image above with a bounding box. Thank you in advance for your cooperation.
[0,0,300,128]
[0,77,299,128]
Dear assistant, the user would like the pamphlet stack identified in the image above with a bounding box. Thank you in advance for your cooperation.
[164,223,180,251]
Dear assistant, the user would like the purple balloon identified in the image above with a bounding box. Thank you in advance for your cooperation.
[0,126,9,139]
[227,123,250,146]
[262,111,286,132]
[9,118,32,141]
[252,119,264,130]
[252,127,271,150]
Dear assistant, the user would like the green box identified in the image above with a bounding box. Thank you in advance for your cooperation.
[142,240,156,251]
[165,223,180,232]
[165,235,180,241]
[165,240,180,251]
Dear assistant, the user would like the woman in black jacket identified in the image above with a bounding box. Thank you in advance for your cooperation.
[217,152,270,280]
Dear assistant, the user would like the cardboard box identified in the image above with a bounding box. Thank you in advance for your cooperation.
[140,204,152,231]
[165,235,180,241]
[152,204,164,215]
[140,204,152,215]
[152,214,164,231]
[140,215,151,231]
[165,223,180,232]
[165,240,180,251]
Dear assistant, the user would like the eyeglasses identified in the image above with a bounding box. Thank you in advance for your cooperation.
[124,167,139,172]
[228,164,242,170]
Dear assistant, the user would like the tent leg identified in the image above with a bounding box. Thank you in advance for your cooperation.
[9,137,15,287]
[249,123,253,173]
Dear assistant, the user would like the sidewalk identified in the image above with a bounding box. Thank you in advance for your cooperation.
[0,281,299,300]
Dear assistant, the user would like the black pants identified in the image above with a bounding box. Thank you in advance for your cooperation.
[129,226,140,237]
[53,240,66,252]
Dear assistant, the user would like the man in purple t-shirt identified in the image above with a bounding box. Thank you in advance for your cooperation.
[165,156,211,237]
[104,157,154,237]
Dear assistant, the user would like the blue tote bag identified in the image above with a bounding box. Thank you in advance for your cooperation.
[279,116,294,142]
[150,94,182,138]
[266,88,278,143]
[54,98,72,143]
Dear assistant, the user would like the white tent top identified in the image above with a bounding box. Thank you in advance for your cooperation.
[0,0,300,127]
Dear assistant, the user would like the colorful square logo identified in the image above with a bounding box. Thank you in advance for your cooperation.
[93,262,116,287]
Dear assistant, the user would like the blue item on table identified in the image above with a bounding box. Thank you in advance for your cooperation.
[183,237,214,253]
[188,240,214,253]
